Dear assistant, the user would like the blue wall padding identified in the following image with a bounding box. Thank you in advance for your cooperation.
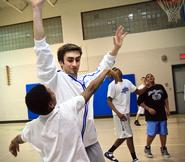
[93,74,137,117]
[181,3,185,24]
[26,74,137,119]
[26,83,40,120]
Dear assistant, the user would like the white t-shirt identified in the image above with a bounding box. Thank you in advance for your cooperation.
[107,79,136,114]
[21,96,90,162]
[34,38,116,147]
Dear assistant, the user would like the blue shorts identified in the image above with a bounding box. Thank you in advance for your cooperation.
[146,121,168,136]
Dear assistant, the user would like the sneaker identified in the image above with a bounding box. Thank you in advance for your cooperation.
[134,120,141,126]
[161,147,170,158]
[104,151,119,162]
[132,158,140,162]
[144,146,153,158]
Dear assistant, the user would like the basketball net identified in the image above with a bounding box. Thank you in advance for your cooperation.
[157,0,184,23]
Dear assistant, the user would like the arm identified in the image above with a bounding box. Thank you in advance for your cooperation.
[165,98,170,116]
[31,0,45,40]
[162,85,170,116]
[137,93,156,115]
[97,25,127,71]
[31,0,58,88]
[9,134,25,157]
[81,69,111,103]
[82,26,127,85]
[135,86,148,95]
[140,102,156,115]
[107,97,127,121]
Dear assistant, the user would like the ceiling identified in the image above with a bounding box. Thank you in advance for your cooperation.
[0,0,29,9]
[0,0,57,12]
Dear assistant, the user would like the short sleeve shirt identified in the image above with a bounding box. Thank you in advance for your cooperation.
[138,84,168,121]
[107,79,136,114]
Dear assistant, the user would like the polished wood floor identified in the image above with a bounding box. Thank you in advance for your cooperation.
[0,114,185,162]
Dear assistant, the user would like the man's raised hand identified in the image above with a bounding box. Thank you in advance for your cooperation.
[30,0,45,8]
[113,25,128,50]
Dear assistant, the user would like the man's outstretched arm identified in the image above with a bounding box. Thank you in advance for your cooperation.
[81,69,114,103]
[31,0,45,40]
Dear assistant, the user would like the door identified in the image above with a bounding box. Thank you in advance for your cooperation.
[172,64,185,114]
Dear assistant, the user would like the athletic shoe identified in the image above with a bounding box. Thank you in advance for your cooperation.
[134,120,141,126]
[104,151,119,162]
[161,147,170,158]
[132,158,140,162]
[144,146,153,158]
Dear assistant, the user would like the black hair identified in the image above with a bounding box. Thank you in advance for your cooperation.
[112,67,123,78]
[25,84,52,115]
[145,73,153,78]
[112,67,118,71]
[57,43,82,63]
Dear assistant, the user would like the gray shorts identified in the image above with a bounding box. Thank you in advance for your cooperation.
[113,114,133,139]
[85,141,105,162]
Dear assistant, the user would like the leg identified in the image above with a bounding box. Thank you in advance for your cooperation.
[144,121,158,158]
[146,135,155,146]
[144,135,155,158]
[159,120,168,148]
[159,135,170,158]
[126,137,135,154]
[146,121,157,146]
[134,107,144,126]
[159,121,170,158]
[159,135,166,148]
[108,138,125,152]
[124,115,139,161]
[126,137,139,161]
[104,115,126,162]
[135,113,140,121]
[134,113,141,126]
[104,138,125,162]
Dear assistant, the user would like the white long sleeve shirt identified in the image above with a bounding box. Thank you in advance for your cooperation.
[34,38,116,147]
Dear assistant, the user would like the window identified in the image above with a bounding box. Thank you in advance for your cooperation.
[81,1,184,40]
[0,17,63,52]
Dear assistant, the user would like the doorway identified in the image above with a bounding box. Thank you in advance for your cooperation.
[172,64,185,114]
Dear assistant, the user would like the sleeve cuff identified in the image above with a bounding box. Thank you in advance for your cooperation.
[34,37,47,47]
[107,52,116,60]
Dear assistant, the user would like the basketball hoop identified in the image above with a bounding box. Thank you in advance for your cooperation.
[157,0,185,23]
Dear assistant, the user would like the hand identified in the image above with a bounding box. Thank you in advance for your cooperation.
[118,113,127,121]
[148,108,156,115]
[113,25,127,50]
[30,0,45,8]
[9,141,19,157]
[145,82,150,88]
[107,70,116,78]
[166,109,170,116]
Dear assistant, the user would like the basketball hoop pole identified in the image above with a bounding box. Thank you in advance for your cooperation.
[157,0,185,23]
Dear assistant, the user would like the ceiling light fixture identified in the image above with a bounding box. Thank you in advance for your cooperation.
[46,0,58,7]
[3,0,28,13]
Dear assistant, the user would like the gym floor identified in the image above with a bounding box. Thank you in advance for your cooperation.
[0,114,185,162]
